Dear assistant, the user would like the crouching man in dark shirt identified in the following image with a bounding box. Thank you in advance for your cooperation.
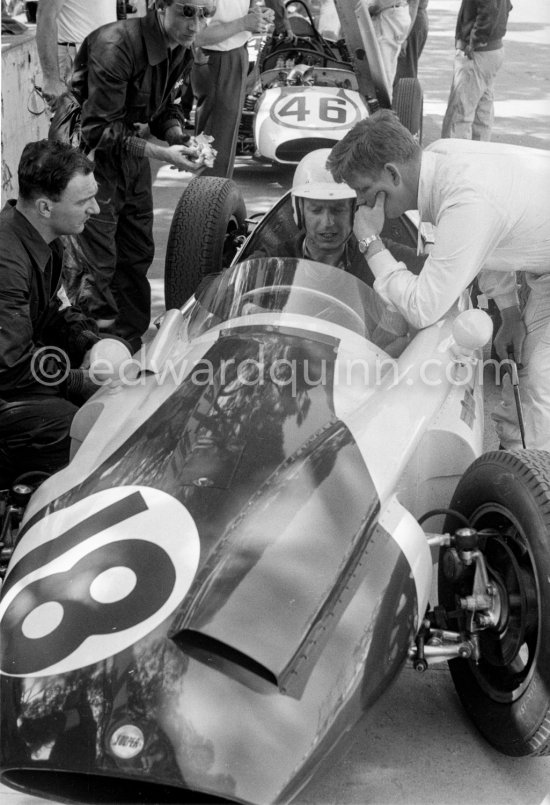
[0,139,103,486]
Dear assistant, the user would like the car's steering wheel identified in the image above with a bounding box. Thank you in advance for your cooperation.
[240,285,365,333]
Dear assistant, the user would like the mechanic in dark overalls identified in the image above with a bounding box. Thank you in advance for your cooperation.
[69,1,210,352]
[0,141,101,485]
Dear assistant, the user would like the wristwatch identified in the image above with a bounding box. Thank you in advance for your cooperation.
[358,234,382,254]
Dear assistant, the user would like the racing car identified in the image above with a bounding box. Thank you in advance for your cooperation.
[1,184,550,803]
[237,0,423,164]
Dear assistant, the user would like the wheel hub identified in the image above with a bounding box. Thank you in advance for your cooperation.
[470,515,540,701]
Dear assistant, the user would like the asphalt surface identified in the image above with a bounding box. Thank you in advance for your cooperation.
[2,2,550,804]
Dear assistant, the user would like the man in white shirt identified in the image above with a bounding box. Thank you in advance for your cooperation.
[327,110,550,449]
[191,0,272,178]
[36,0,117,111]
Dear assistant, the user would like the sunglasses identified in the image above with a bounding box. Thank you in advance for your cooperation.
[175,3,216,17]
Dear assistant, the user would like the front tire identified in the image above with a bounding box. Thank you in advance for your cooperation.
[439,450,550,756]
[164,177,246,309]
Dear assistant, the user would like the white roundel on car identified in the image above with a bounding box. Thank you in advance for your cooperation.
[108,724,146,760]
[0,486,200,678]
[271,88,364,131]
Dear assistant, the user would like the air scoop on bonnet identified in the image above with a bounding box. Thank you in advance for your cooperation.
[168,419,382,698]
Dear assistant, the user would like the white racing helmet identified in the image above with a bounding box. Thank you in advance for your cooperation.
[291,148,357,228]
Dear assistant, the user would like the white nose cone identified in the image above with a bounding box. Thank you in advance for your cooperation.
[452,309,493,351]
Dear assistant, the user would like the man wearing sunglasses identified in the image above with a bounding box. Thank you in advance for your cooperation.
[191,0,275,179]
[67,0,213,353]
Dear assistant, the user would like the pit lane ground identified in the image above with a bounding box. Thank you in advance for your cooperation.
[2,1,550,804]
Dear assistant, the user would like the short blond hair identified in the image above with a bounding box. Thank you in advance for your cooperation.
[327,110,421,184]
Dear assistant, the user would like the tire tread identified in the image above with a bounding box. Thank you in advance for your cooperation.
[165,177,246,309]
[392,77,423,141]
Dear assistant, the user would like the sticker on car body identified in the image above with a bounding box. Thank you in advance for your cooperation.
[0,487,200,678]
[108,723,146,760]
[270,88,365,131]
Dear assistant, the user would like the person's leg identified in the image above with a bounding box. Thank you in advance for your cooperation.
[493,288,550,450]
[471,48,504,141]
[517,290,550,450]
[441,49,485,139]
[179,78,195,127]
[192,46,249,178]
[191,51,216,136]
[394,6,428,83]
[112,158,154,349]
[371,6,410,97]
[492,369,525,450]
[57,42,77,84]
[0,396,77,485]
[69,158,122,329]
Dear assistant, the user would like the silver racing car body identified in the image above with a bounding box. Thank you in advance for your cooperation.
[1,258,550,804]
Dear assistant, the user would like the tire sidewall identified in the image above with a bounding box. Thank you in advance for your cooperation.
[440,450,550,754]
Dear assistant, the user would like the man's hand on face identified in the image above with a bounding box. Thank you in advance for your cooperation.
[353,191,386,239]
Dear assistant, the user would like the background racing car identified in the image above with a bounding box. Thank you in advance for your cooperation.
[237,0,423,164]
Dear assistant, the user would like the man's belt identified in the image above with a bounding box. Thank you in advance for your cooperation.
[456,38,503,52]
[369,1,408,17]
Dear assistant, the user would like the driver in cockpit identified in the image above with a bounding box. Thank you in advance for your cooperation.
[254,149,426,356]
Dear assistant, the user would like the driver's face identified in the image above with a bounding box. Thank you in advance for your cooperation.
[302,198,353,257]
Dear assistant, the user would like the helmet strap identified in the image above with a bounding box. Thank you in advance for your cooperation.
[294,196,304,230]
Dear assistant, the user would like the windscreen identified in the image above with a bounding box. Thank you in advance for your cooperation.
[186,258,373,340]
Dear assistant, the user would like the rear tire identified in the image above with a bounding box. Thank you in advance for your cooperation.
[393,78,423,142]
[439,449,550,756]
[165,177,246,309]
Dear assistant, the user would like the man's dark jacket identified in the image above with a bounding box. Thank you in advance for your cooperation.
[455,0,512,51]
[71,11,193,162]
[0,202,97,399]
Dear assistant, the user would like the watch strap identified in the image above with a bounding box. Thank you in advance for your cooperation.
[358,234,382,254]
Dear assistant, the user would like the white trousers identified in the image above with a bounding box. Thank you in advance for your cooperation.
[371,6,410,100]
[57,42,78,83]
[492,284,550,450]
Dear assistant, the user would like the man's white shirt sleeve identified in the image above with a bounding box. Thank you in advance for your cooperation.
[369,194,515,328]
